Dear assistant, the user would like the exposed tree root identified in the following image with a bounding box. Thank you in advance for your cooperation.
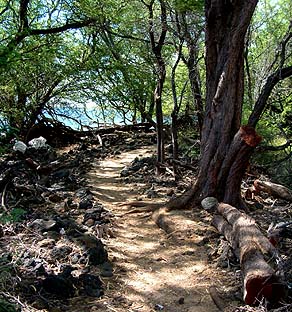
[120,202,164,215]
[122,184,199,211]
[119,184,201,239]
[120,184,200,234]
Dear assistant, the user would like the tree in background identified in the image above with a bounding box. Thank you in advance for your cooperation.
[0,0,97,136]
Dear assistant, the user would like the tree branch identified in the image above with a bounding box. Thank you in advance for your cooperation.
[2,18,97,62]
[248,66,292,127]
[29,18,97,36]
[19,0,30,31]
[0,0,11,17]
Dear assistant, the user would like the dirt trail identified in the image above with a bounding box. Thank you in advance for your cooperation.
[86,146,223,312]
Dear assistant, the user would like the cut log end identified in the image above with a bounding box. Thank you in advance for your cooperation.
[244,274,285,306]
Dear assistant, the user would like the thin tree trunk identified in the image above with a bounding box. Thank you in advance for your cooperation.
[180,13,204,136]
[142,0,167,174]
[155,63,166,169]
[171,35,183,176]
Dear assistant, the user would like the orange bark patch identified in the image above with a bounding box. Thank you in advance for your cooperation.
[240,125,262,147]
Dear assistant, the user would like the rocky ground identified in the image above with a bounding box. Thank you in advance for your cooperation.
[0,128,291,312]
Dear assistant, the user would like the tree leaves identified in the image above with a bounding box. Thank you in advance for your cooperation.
[172,0,204,13]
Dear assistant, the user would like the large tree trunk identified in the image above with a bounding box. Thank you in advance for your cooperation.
[193,0,259,208]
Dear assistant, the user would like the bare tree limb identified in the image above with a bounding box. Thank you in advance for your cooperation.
[248,66,292,127]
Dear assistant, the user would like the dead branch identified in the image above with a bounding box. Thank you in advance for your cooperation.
[254,179,292,202]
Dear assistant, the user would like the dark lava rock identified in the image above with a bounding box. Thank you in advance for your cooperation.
[120,168,131,177]
[60,265,76,277]
[88,245,108,265]
[78,273,103,297]
[33,263,47,276]
[79,199,93,209]
[100,261,113,277]
[83,207,107,224]
[75,188,93,199]
[74,234,108,265]
[48,193,63,203]
[201,197,218,212]
[51,168,70,179]
[42,275,74,298]
[50,245,73,260]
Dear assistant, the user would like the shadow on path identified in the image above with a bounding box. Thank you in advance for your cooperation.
[86,146,221,312]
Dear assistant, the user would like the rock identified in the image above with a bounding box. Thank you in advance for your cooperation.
[45,231,61,240]
[28,136,48,149]
[60,265,76,277]
[74,234,108,265]
[120,168,131,177]
[75,188,93,199]
[83,206,109,225]
[78,273,103,297]
[48,193,63,203]
[13,141,27,153]
[146,189,159,198]
[100,261,113,277]
[88,245,108,265]
[51,168,70,179]
[79,199,93,210]
[33,263,47,276]
[201,197,218,212]
[28,219,58,232]
[100,270,113,278]
[42,275,74,298]
[50,245,73,260]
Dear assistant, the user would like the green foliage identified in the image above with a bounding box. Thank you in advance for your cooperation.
[0,208,27,224]
[172,0,204,13]
[240,0,292,184]
[0,297,19,312]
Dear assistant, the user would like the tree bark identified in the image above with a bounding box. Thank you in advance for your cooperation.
[190,0,260,208]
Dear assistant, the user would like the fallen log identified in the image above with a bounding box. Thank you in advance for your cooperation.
[211,202,286,305]
[254,179,292,202]
[212,215,238,256]
[217,203,275,257]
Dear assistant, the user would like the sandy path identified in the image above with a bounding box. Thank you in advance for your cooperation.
[86,147,221,312]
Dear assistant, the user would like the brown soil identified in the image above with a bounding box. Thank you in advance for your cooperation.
[85,146,235,312]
